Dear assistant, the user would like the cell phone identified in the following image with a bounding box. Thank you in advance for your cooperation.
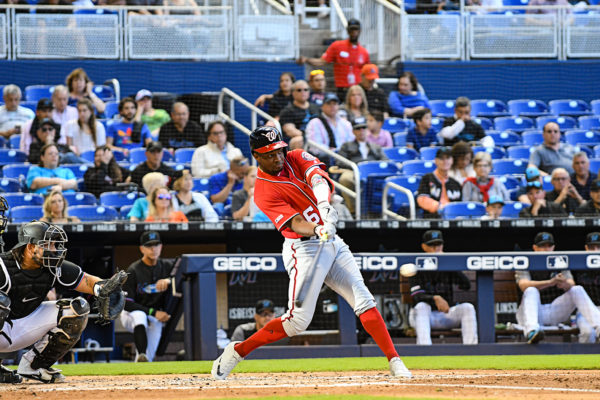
[14,125,21,133]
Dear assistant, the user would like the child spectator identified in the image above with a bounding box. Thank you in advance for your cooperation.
[406,108,437,151]
[366,110,393,148]
[482,196,505,220]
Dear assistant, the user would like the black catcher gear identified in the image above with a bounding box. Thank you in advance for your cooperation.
[14,221,68,275]
[0,196,7,236]
[249,126,288,154]
[94,270,127,325]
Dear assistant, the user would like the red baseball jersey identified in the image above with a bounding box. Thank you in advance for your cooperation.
[322,39,370,88]
[255,149,334,239]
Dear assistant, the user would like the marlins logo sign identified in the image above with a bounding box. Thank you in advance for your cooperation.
[263,129,277,141]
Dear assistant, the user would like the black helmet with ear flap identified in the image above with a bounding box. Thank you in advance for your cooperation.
[14,221,68,274]
[249,126,288,155]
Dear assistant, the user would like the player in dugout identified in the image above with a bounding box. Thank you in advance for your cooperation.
[211,126,412,380]
[230,299,276,342]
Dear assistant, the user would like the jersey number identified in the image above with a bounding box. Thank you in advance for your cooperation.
[303,206,321,223]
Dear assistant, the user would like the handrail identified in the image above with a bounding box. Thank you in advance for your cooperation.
[382,182,415,221]
[374,0,403,15]
[329,0,347,28]
[217,87,282,135]
[261,0,292,15]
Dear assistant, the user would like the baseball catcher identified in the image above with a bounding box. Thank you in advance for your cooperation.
[0,220,127,384]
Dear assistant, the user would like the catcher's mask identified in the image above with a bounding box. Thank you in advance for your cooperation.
[16,221,68,275]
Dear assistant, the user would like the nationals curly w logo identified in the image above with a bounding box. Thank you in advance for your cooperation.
[263,130,277,141]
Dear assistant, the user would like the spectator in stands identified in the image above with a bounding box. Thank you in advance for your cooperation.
[63,99,107,156]
[297,18,369,98]
[121,231,175,362]
[406,108,437,151]
[28,118,85,165]
[416,147,462,218]
[170,170,219,222]
[106,97,152,154]
[545,167,585,215]
[209,156,249,207]
[515,166,543,204]
[408,230,478,345]
[20,98,59,156]
[134,89,170,138]
[481,195,504,220]
[515,232,600,344]
[83,145,129,197]
[253,72,295,118]
[231,165,257,221]
[528,122,576,175]
[130,141,177,188]
[305,92,353,158]
[462,151,509,203]
[308,69,326,106]
[158,102,205,152]
[163,0,201,15]
[338,84,369,126]
[26,143,78,195]
[0,84,34,138]
[366,110,393,149]
[145,186,188,222]
[126,0,163,16]
[40,190,80,224]
[128,172,167,221]
[571,152,596,201]
[359,64,389,117]
[439,97,486,146]
[190,121,243,178]
[573,232,600,343]
[448,142,475,184]
[279,80,320,149]
[388,72,431,118]
[528,0,570,14]
[575,179,600,216]
[65,68,106,114]
[51,85,78,127]
[231,299,276,342]
[518,181,566,218]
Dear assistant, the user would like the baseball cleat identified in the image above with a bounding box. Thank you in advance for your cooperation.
[17,358,65,384]
[389,357,412,378]
[526,329,544,344]
[136,353,149,362]
[595,327,600,344]
[211,341,243,380]
[0,365,22,384]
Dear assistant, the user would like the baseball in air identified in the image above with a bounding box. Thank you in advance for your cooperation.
[400,263,417,277]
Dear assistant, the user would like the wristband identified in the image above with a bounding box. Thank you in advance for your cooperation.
[93,282,101,297]
[148,308,155,316]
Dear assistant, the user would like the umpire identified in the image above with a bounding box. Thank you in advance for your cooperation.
[121,231,174,362]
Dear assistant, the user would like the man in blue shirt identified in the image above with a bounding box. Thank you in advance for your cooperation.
[209,156,249,209]
[26,143,77,195]
[107,97,152,155]
[406,108,438,151]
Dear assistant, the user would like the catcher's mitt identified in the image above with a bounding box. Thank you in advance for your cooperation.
[94,270,127,325]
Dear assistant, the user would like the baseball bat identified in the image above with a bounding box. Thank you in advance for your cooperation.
[295,238,326,308]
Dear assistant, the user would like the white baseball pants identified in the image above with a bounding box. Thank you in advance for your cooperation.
[576,306,600,343]
[120,310,164,361]
[408,302,478,345]
[0,302,60,352]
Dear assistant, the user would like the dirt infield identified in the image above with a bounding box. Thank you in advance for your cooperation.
[2,370,600,399]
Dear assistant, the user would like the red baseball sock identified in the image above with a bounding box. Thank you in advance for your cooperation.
[234,318,288,358]
[359,307,399,361]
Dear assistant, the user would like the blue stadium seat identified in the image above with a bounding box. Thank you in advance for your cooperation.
[77,178,85,191]
[80,150,96,163]
[62,164,92,179]
[419,147,440,161]
[99,191,139,209]
[507,99,549,117]
[129,148,147,164]
[473,117,494,131]
[589,159,600,175]
[522,130,544,146]
[10,205,43,223]
[0,178,21,192]
[393,132,407,147]
[357,161,400,180]
[401,160,436,175]
[2,163,30,179]
[507,145,533,160]
[174,148,196,164]
[573,145,594,159]
[470,99,509,118]
[493,116,535,133]
[491,175,521,190]
[492,159,528,175]
[0,149,27,164]
[68,205,119,221]
[92,85,116,102]
[357,161,401,215]
[20,101,37,112]
[193,177,210,196]
[503,0,529,5]
[578,116,600,131]
[382,118,409,133]
[429,100,455,118]
[591,99,600,115]
[594,145,600,159]
[541,175,553,192]
[73,8,118,15]
[104,101,119,119]
[120,205,133,219]
[384,175,420,214]
[9,134,20,149]
[439,202,486,219]
[383,147,419,163]
[472,146,506,160]
[430,117,444,132]
[3,193,43,208]
[24,85,54,102]
[63,192,97,206]
[501,201,527,218]
[487,130,521,147]
[565,130,600,146]
[549,99,591,117]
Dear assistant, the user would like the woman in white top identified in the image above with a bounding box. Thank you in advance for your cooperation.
[63,98,106,156]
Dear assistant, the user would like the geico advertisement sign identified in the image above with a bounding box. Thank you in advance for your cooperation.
[213,257,278,271]
[355,256,398,271]
[586,255,600,269]
[467,256,529,270]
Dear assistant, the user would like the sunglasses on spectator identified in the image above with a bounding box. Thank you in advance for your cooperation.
[157,194,172,200]
[295,88,310,92]
[41,126,55,132]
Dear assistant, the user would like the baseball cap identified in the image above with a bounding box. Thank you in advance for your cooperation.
[140,231,161,246]
[255,299,274,315]
[38,118,56,129]
[590,179,600,192]
[525,166,540,181]
[361,64,379,80]
[36,98,53,110]
[422,230,444,245]
[352,116,367,129]
[323,92,340,104]
[525,180,542,192]
[135,89,152,101]
[347,18,361,29]
[586,232,600,245]
[435,147,452,159]
[534,231,554,246]
[486,195,505,206]
[146,141,163,153]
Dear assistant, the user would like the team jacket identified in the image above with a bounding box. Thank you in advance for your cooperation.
[408,271,471,308]
[123,258,175,315]
[254,149,334,239]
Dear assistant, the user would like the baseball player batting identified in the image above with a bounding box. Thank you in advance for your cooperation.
[211,126,411,380]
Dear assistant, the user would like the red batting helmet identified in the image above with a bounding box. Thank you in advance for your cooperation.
[249,126,288,154]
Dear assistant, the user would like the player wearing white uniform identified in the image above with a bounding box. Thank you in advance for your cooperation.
[211,126,411,380]
[573,232,600,343]
[516,231,600,344]
[408,230,478,345]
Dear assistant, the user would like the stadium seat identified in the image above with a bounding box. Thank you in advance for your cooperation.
[62,164,91,179]
[0,136,7,149]
[68,205,119,222]
[491,175,520,190]
[439,202,486,219]
[470,99,509,118]
[384,175,420,214]
[9,134,20,149]
[129,148,172,164]
[541,175,553,191]
[164,162,185,171]
[507,99,549,117]
[0,177,21,192]
[92,85,116,102]
[594,145,600,159]
[174,148,196,164]
[10,205,43,223]
[492,159,528,175]
[419,147,440,161]
[536,116,578,131]
[589,159,600,175]
[473,117,493,131]
[487,131,521,147]
[193,177,210,195]
[591,99,600,115]
[357,160,401,180]
[472,146,506,160]
[357,161,401,215]
[3,193,43,208]
[2,163,30,179]
[120,205,133,219]
[401,160,436,175]
[24,84,54,102]
[63,192,97,206]
[382,118,409,133]
[502,0,529,5]
[80,151,96,163]
[578,116,600,131]
[501,201,527,218]
[507,145,533,160]
[104,101,119,119]
[20,101,37,112]
[430,117,444,132]
[0,149,27,165]
[383,147,419,163]
[429,100,455,118]
[99,191,140,209]
[549,99,591,117]
[393,132,407,147]
[493,116,535,133]
[565,130,600,146]
[522,130,544,146]
[573,145,594,159]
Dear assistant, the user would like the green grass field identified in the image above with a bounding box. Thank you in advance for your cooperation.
[12,354,597,376]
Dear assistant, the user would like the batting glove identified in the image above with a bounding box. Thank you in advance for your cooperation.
[317,201,338,226]
[314,223,335,241]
